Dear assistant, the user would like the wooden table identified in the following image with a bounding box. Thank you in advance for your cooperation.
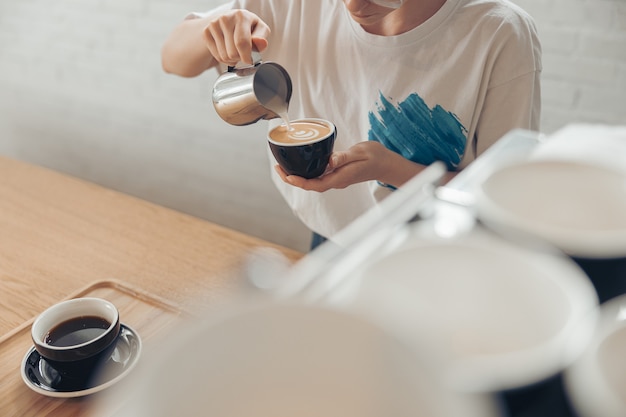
[0,156,303,416]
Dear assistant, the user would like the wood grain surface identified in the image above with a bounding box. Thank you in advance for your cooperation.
[0,156,304,416]
[0,280,189,417]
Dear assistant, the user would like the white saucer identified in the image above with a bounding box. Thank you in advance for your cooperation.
[21,323,142,398]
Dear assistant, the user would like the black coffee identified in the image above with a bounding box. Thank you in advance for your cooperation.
[44,316,111,347]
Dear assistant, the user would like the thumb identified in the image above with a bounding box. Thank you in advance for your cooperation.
[251,21,270,52]
[252,37,268,52]
[330,152,349,169]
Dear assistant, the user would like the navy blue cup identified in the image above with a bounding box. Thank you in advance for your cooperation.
[268,118,336,179]
[31,298,121,388]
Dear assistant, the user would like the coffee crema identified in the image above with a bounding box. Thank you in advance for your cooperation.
[269,121,331,144]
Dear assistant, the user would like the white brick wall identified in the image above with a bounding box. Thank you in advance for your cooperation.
[0,0,624,253]
[512,0,626,132]
[0,0,312,252]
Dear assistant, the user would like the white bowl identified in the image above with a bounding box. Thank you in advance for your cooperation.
[341,229,598,392]
[475,159,626,258]
[565,294,626,417]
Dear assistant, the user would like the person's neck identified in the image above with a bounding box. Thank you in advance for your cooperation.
[363,0,447,36]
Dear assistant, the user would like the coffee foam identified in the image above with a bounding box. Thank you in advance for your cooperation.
[269,121,331,145]
[289,127,322,141]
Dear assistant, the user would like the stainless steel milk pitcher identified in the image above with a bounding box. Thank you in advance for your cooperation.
[212,53,292,126]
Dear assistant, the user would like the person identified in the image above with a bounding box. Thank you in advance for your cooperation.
[161,0,541,249]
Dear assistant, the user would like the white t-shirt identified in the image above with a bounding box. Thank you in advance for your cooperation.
[191,0,541,240]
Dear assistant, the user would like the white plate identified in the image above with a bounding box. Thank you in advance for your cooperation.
[475,159,626,258]
[565,294,626,417]
[108,302,499,417]
[21,324,142,398]
[343,230,598,392]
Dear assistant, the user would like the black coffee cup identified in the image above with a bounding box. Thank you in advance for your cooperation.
[31,297,121,385]
[268,118,336,179]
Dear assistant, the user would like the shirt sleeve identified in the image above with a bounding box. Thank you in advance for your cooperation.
[184,3,233,21]
[471,8,542,159]
[474,69,541,157]
[184,1,277,40]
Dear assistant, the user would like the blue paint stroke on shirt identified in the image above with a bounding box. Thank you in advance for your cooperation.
[368,92,467,170]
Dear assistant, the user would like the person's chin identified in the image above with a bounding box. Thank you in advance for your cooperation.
[349,12,380,24]
[349,10,392,29]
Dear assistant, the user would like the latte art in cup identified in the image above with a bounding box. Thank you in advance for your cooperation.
[291,127,321,140]
[269,121,331,145]
[268,117,336,179]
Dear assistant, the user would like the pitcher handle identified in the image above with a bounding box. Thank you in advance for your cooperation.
[228,50,263,72]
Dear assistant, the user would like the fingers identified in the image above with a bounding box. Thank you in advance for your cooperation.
[251,20,270,52]
[274,165,337,193]
[204,25,232,65]
[274,143,386,192]
[203,10,270,66]
[328,152,348,170]
[274,165,289,182]
[327,149,369,172]
[252,37,269,53]
[231,16,254,63]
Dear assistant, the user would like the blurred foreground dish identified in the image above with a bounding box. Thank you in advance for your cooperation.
[565,294,626,417]
[99,301,499,417]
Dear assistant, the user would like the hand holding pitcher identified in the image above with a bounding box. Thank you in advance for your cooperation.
[202,9,270,66]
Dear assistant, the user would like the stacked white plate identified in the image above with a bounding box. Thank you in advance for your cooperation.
[339,228,598,393]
